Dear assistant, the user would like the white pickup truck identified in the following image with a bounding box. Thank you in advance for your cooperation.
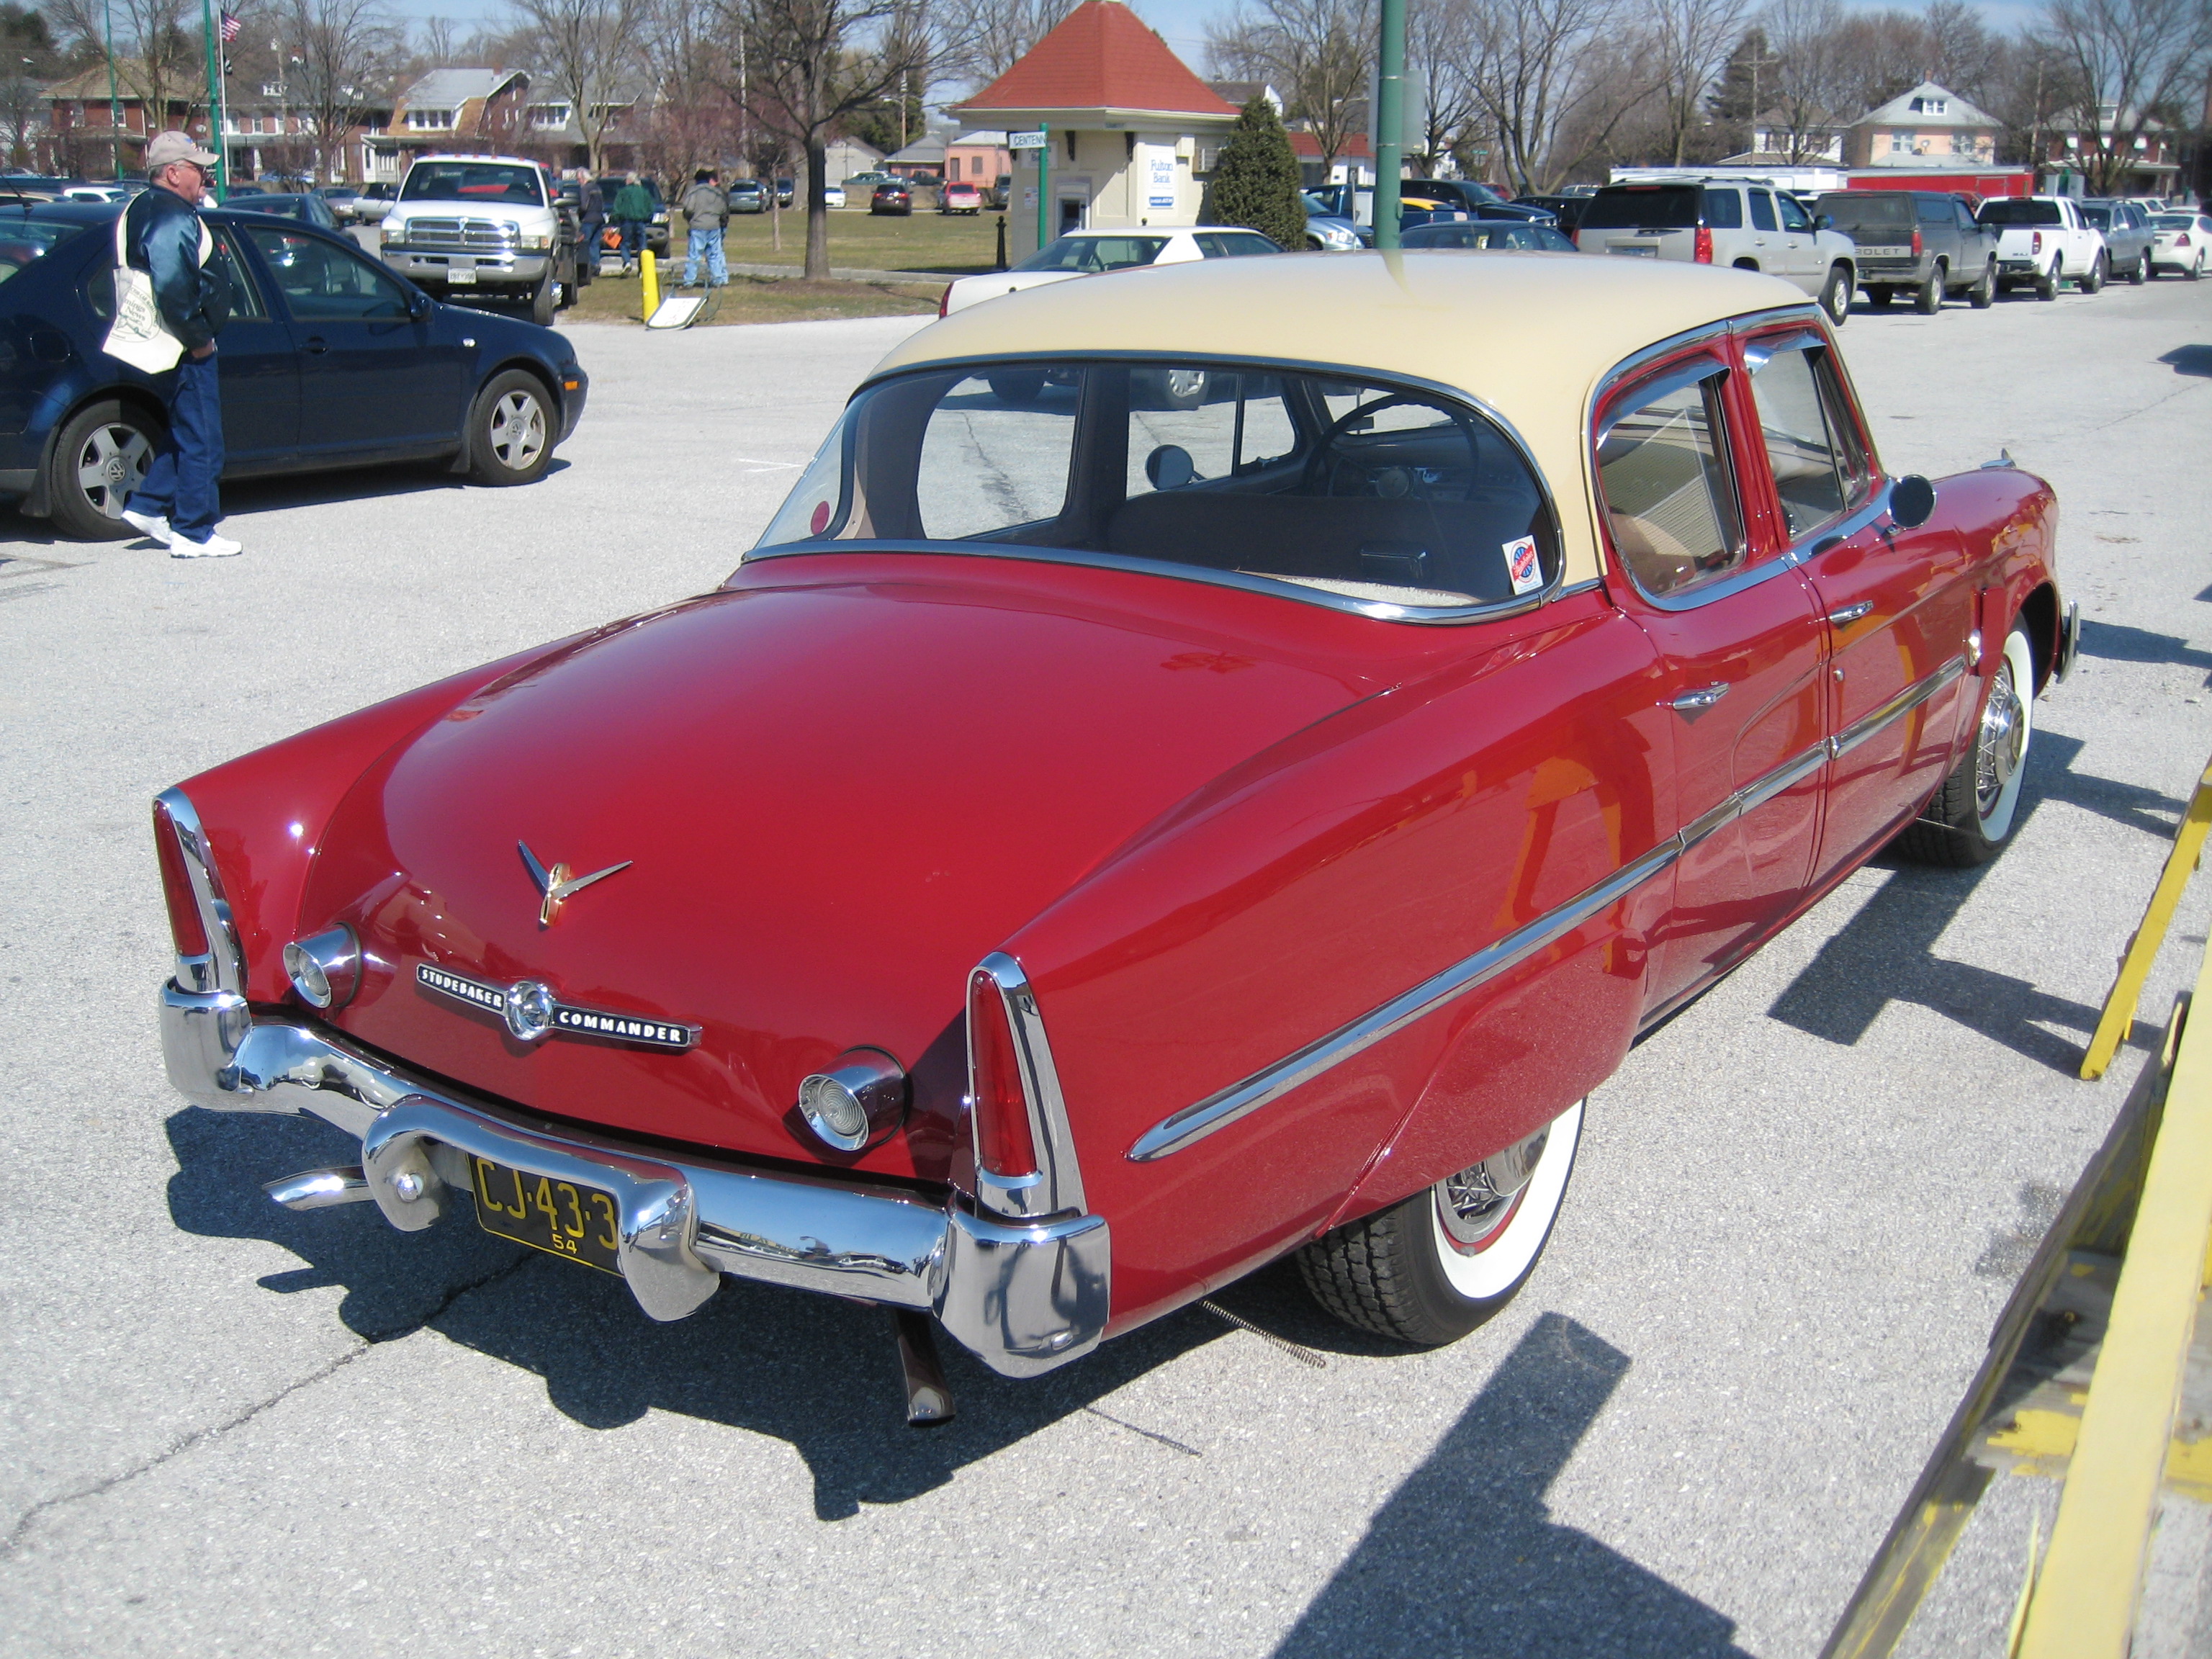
[1979,195,2108,300]
[378,154,579,325]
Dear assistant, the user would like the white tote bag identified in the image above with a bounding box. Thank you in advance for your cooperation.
[102,207,188,375]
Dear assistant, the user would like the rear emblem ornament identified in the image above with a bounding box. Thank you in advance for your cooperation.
[519,841,632,928]
[417,963,699,1052]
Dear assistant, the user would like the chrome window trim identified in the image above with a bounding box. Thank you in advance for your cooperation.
[1592,352,1731,447]
[1128,652,1965,1162]
[156,786,245,997]
[970,951,1089,1220]
[1780,480,1899,569]
[758,351,1570,627]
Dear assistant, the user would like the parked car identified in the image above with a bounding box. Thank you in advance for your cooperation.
[2077,199,2155,284]
[1811,189,1998,312]
[1300,192,1364,251]
[871,179,913,215]
[230,190,344,233]
[152,253,2074,1413]
[0,201,587,539]
[591,174,670,256]
[774,177,793,207]
[1401,220,1578,251]
[1978,195,2106,298]
[385,156,580,325]
[939,226,1280,315]
[61,184,134,204]
[317,183,361,219]
[2149,210,2210,278]
[1575,179,1856,322]
[354,181,397,221]
[727,178,768,214]
[822,184,848,209]
[1515,192,1592,235]
[940,181,983,215]
[842,171,894,194]
[1402,179,1557,224]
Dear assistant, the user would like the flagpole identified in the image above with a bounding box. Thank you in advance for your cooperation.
[199,0,227,198]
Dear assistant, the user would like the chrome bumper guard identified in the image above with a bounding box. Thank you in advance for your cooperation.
[161,984,1109,1377]
[2054,599,2081,683]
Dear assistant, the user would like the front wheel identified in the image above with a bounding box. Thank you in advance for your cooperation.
[1894,623,2036,866]
[467,369,555,486]
[1298,1101,1583,1345]
[47,397,163,540]
[1820,264,1851,325]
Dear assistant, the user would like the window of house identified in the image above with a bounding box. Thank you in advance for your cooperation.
[1596,365,1745,599]
[529,104,571,128]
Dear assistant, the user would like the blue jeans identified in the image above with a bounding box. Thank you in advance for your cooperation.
[684,223,727,285]
[619,220,646,264]
[127,350,223,540]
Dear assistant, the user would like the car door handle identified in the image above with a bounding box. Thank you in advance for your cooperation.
[1827,601,1874,625]
[302,336,328,354]
[1668,683,1731,713]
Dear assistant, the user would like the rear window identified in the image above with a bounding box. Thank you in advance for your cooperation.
[1580,186,1701,230]
[2080,205,2112,229]
[1979,199,2061,226]
[0,211,96,282]
[753,361,1560,615]
[1815,195,1912,230]
[2154,213,2198,228]
[1016,235,1167,273]
[402,163,544,205]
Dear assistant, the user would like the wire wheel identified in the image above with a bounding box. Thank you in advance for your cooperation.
[74,421,153,519]
[1974,652,2026,827]
[486,389,546,472]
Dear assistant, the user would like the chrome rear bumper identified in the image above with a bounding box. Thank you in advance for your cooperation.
[161,984,1109,1376]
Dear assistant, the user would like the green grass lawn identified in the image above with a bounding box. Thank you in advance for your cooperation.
[683,204,1010,275]
[564,269,945,327]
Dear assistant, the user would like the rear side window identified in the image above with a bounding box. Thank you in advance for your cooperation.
[1917,197,1951,222]
[1702,189,1743,230]
[757,361,1560,613]
[1596,366,1746,599]
[1819,194,1910,230]
[1746,343,1871,542]
[1579,186,1700,230]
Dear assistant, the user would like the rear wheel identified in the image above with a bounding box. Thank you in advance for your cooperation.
[2036,261,2059,300]
[2130,250,2149,284]
[2190,252,2205,282]
[467,369,554,485]
[1969,259,1996,307]
[2079,252,2105,293]
[1894,623,2036,866]
[1298,1102,1583,1344]
[1820,264,1851,325]
[47,398,161,540]
[1914,264,1945,313]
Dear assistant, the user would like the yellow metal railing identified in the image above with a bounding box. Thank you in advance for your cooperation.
[2080,758,2212,1081]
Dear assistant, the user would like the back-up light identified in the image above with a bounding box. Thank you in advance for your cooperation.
[968,966,1038,1179]
[153,797,210,958]
[1693,225,1713,264]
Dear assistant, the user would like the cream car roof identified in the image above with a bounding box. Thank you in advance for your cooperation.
[868,251,1815,586]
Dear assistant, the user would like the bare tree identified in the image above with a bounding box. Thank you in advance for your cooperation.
[508,0,644,171]
[1920,0,2000,102]
[1453,0,1655,189]
[413,15,454,62]
[2038,0,2212,192]
[732,0,932,276]
[1406,0,1480,173]
[636,0,742,176]
[45,0,205,143]
[1647,0,1748,164]
[933,0,1072,86]
[270,0,400,179]
[1208,0,1376,176]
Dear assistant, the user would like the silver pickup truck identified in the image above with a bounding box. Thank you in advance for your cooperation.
[1813,189,2000,312]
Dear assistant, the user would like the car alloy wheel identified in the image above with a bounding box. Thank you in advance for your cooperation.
[47,397,163,539]
[2036,261,2059,300]
[2080,253,2105,293]
[467,369,556,486]
[487,390,545,471]
[1821,264,1851,325]
[2192,253,2204,282]
[1915,264,1944,313]
[76,422,153,519]
[1969,260,1996,308]
[2131,251,2150,284]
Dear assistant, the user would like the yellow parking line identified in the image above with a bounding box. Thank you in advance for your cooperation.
[2022,952,2212,1655]
[2081,757,2212,1080]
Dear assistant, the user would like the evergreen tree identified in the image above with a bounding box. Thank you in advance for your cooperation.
[1211,95,1305,250]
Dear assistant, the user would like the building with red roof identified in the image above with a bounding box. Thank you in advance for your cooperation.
[954,0,1242,256]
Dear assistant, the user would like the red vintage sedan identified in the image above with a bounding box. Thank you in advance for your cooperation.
[156,253,2077,1419]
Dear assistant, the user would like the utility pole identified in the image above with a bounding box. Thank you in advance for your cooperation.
[1373,0,1403,250]
[102,0,120,177]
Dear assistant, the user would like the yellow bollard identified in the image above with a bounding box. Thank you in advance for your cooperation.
[640,250,659,322]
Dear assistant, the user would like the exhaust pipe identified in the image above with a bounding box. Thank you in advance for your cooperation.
[265,1166,373,1210]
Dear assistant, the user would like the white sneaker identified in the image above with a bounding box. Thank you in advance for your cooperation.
[121,508,171,544]
[171,531,242,559]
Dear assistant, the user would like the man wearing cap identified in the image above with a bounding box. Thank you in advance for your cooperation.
[119,131,240,558]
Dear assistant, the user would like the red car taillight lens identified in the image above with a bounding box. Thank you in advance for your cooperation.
[938,284,950,317]
[1910,228,1923,256]
[153,798,209,958]
[1693,225,1712,263]
[2031,230,2043,255]
[968,967,1038,1179]
[2178,233,2193,247]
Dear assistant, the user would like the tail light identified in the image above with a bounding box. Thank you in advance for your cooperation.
[1693,225,1712,264]
[2031,230,2043,256]
[1910,229,1923,256]
[968,966,1038,1179]
[153,797,209,958]
[2178,233,2193,247]
[938,284,950,317]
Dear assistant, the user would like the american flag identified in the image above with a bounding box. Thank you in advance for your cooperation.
[218,9,241,40]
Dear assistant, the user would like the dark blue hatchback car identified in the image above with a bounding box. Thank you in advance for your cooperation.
[0,200,588,539]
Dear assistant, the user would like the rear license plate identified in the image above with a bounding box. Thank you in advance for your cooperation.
[469,1155,622,1274]
[446,266,476,284]
[1611,243,1657,257]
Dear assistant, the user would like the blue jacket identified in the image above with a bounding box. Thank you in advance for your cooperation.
[124,186,231,351]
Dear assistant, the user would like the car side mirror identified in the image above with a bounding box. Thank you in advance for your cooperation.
[1815,213,1834,230]
[407,288,432,321]
[1889,474,1936,530]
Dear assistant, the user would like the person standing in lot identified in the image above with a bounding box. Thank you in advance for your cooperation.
[680,168,729,287]
[120,130,239,559]
[611,173,655,275]
[572,167,606,279]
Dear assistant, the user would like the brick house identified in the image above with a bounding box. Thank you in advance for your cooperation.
[1846,81,2000,168]
[364,68,529,181]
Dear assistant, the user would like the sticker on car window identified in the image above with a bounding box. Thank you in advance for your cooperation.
[1503,536,1542,595]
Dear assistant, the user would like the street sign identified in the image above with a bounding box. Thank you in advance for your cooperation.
[1009,131,1048,150]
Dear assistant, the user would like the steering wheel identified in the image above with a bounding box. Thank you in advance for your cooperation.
[1301,392,1485,500]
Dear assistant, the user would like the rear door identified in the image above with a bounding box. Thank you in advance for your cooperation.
[241,222,466,459]
[1739,323,1974,884]
[1593,346,1829,1017]
[204,222,300,463]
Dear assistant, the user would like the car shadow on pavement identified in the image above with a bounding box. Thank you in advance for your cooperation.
[2159,345,2212,377]
[1765,732,2182,1069]
[1272,1313,1750,1659]
[165,1105,1271,1520]
[2078,616,2212,688]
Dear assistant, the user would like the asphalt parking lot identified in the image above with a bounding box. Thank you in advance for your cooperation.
[4,271,2211,1657]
